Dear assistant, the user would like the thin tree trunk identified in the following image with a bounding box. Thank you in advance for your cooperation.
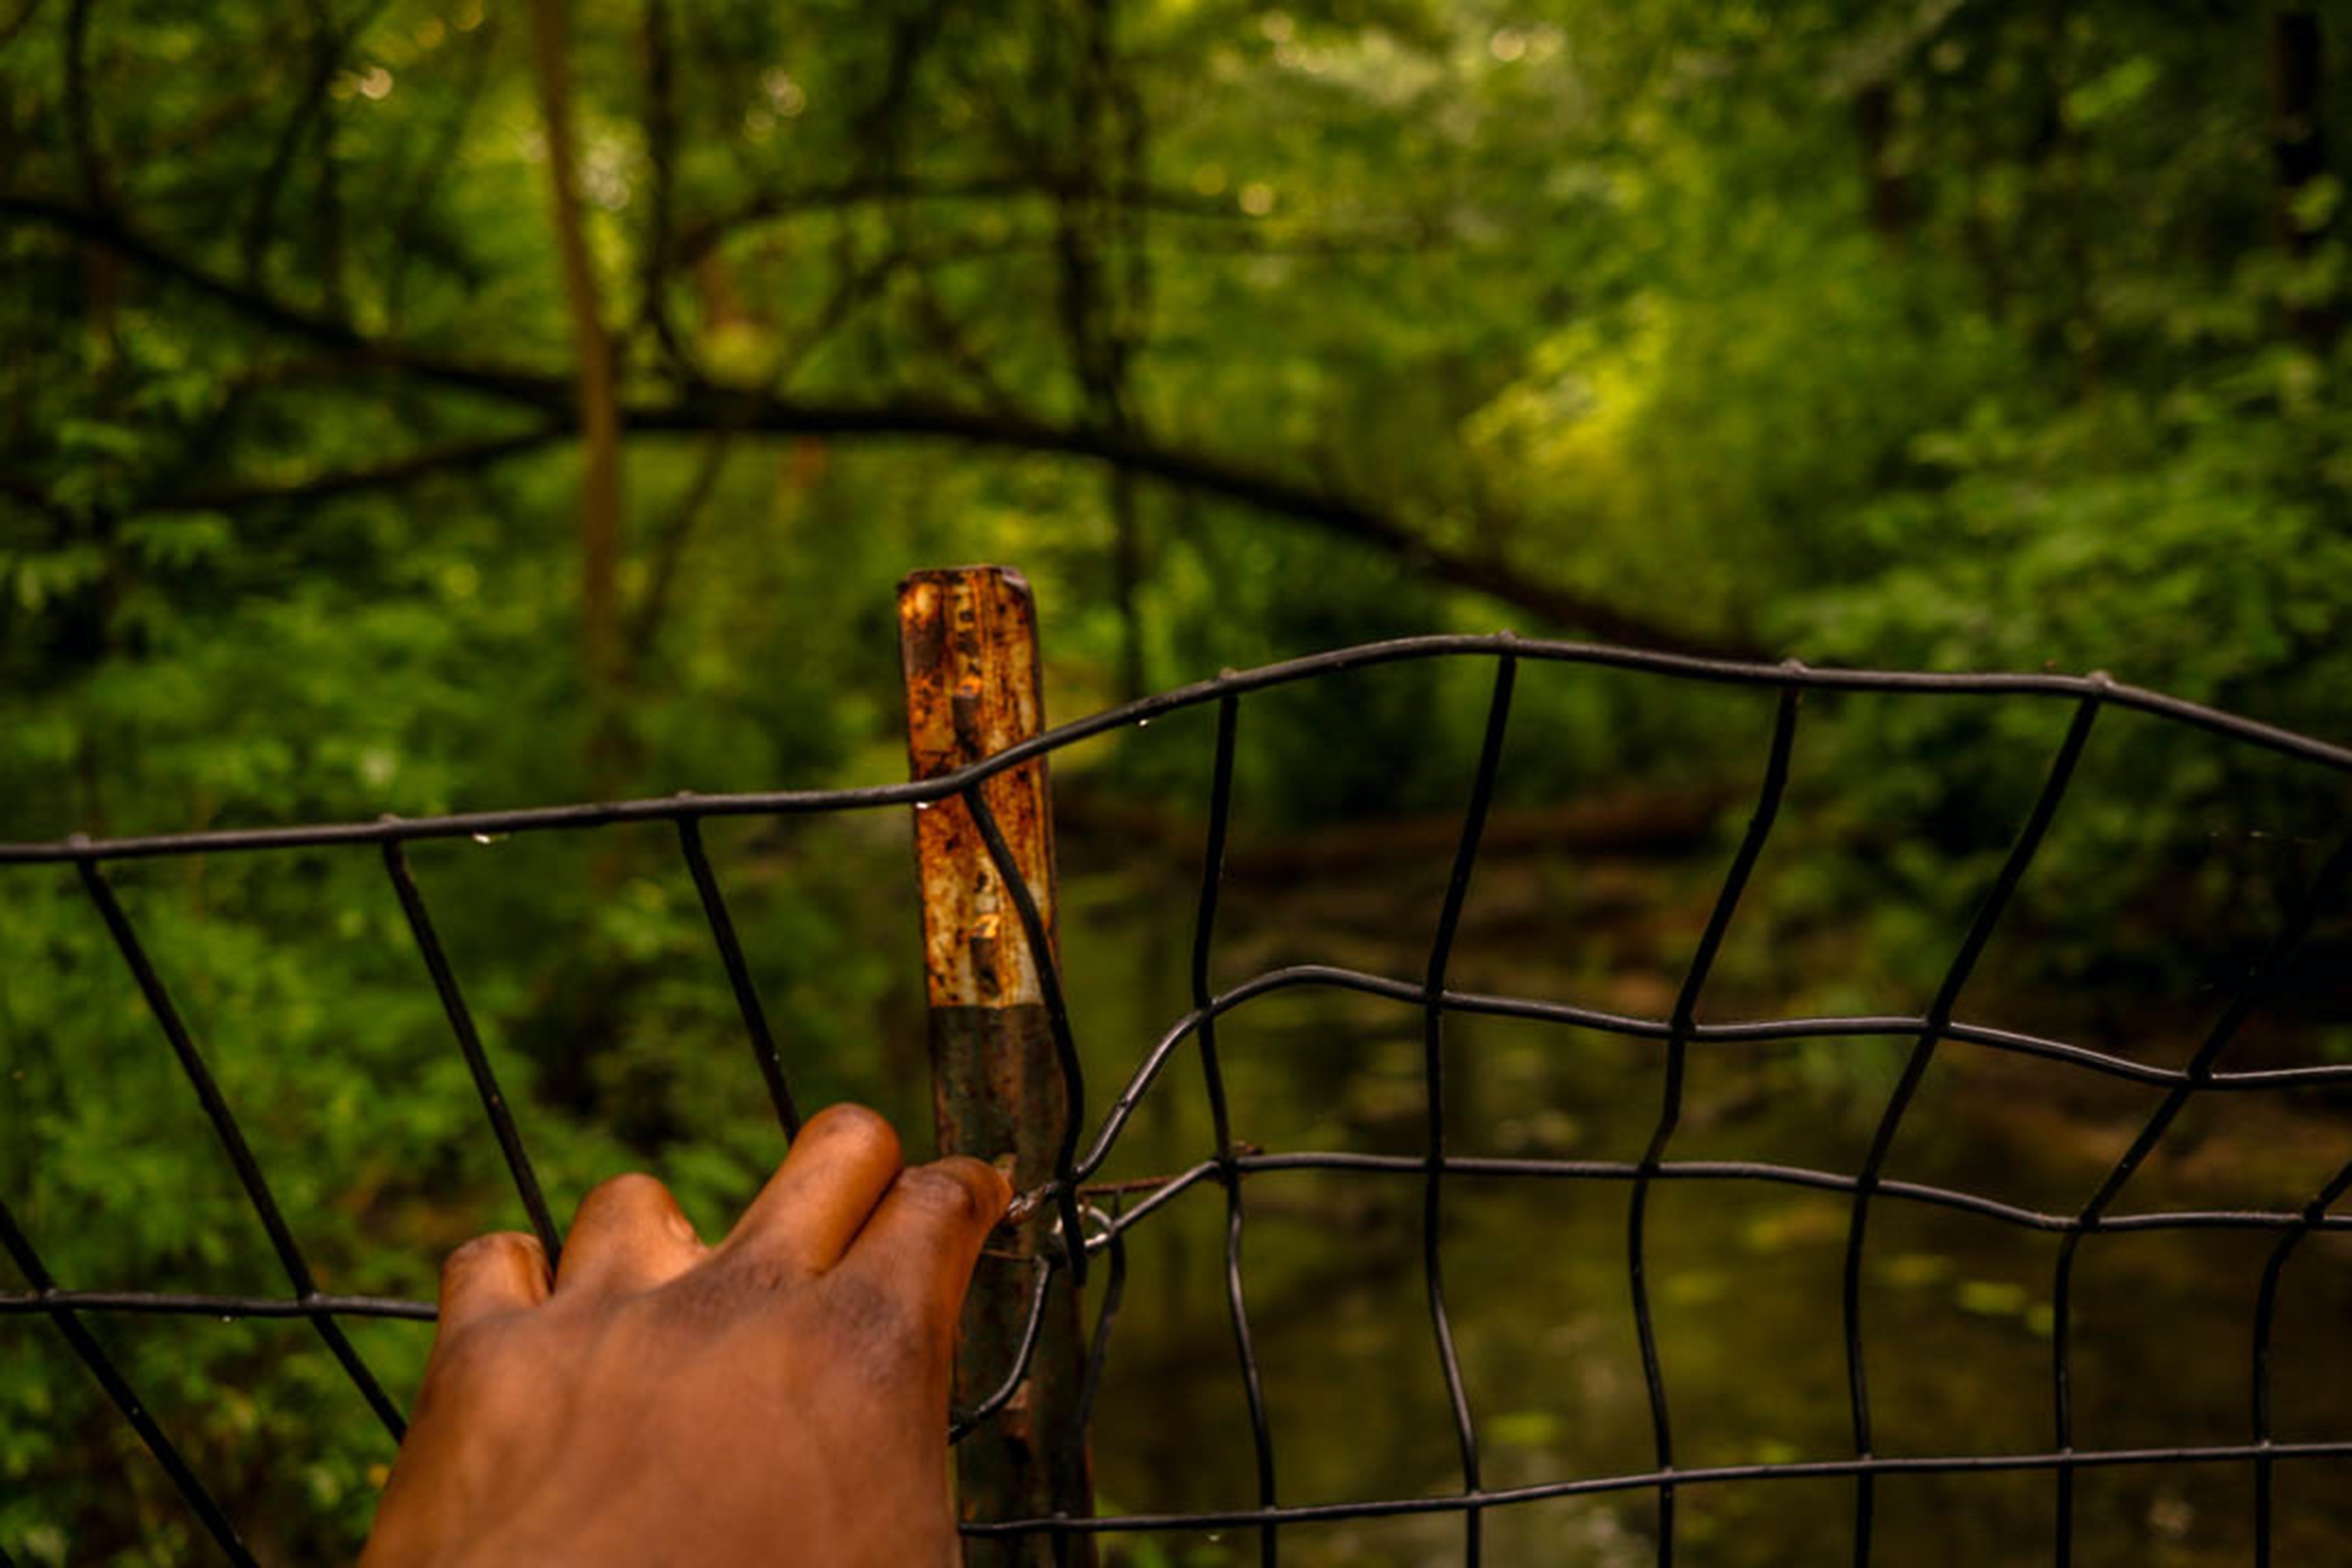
[1854,80,1907,239]
[1061,0,1150,699]
[2271,8,2338,350]
[528,0,627,736]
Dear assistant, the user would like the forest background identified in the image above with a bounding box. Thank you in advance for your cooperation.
[5,2,2352,1564]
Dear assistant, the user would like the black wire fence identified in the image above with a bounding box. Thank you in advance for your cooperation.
[4,632,2352,1567]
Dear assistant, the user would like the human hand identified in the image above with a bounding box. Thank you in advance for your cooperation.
[360,1104,1010,1567]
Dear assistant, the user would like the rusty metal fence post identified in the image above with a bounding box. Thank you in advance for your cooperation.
[899,566,1098,1566]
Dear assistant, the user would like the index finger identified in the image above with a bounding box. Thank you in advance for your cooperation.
[830,1156,1012,1335]
[719,1103,905,1275]
[436,1232,550,1336]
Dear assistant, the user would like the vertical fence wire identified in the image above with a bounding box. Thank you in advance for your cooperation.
[1076,1207,1129,1434]
[0,1193,256,1567]
[2047,833,2352,1564]
[2252,1132,2352,1566]
[381,841,563,1263]
[961,782,1090,1289]
[73,859,407,1440]
[1841,690,2103,1567]
[950,1258,1060,1442]
[1191,693,1282,1568]
[1420,652,1518,1565]
[1625,683,1802,1567]
[677,815,801,1140]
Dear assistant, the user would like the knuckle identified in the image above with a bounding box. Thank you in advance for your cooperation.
[898,1165,987,1226]
[443,1230,540,1282]
[939,1156,1011,1215]
[809,1102,900,1166]
[584,1170,670,1214]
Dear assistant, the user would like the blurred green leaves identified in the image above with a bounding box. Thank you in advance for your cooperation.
[4,0,2351,1560]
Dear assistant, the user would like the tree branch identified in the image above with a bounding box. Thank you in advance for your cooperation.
[637,0,693,375]
[623,434,731,664]
[906,270,1023,414]
[167,427,564,512]
[2,194,1760,659]
[0,0,44,51]
[384,13,500,326]
[0,195,570,409]
[241,0,339,288]
[673,172,1246,268]
[627,392,1762,659]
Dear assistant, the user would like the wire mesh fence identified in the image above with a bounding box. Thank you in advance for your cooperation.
[4,628,2352,1567]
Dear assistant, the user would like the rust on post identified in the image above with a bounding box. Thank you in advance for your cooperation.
[898,566,1095,1568]
[900,567,1058,1011]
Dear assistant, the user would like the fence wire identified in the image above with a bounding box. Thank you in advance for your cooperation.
[4,633,2352,1567]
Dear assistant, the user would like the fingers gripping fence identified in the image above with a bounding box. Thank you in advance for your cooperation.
[3,563,2351,1565]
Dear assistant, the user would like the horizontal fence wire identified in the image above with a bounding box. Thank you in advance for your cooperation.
[3,633,2350,1567]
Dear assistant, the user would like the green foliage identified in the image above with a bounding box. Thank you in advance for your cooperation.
[3,0,2350,1561]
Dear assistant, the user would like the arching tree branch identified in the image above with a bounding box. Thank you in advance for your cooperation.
[2,193,1762,660]
[671,173,1250,268]
[0,195,570,408]
[168,427,565,511]
[633,396,1757,657]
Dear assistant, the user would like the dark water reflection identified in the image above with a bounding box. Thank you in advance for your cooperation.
[1046,853,2352,1568]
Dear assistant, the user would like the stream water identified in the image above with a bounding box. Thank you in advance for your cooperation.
[1035,831,2352,1568]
